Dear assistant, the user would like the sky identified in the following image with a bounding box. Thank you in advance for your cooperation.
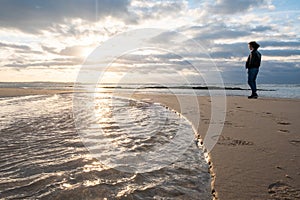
[0,0,299,84]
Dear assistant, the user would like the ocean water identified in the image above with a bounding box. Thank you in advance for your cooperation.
[107,83,300,99]
[1,82,299,99]
[0,93,211,199]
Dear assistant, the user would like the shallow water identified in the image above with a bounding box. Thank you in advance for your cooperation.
[0,93,211,199]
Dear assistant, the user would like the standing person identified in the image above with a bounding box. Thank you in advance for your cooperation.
[246,41,261,99]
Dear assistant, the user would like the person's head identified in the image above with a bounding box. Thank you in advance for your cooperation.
[248,41,260,50]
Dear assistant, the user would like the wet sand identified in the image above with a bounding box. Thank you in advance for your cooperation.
[1,88,299,199]
[0,88,74,97]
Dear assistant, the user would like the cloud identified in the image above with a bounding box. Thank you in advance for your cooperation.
[250,25,273,32]
[59,45,93,56]
[130,0,187,21]
[261,49,300,57]
[258,61,300,84]
[0,41,32,51]
[194,26,249,41]
[0,0,299,84]
[210,0,270,14]
[41,45,59,55]
[210,42,248,58]
[211,59,300,84]
[4,57,82,69]
[0,0,130,33]
[261,41,300,48]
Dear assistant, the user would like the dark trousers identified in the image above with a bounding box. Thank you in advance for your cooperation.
[247,68,259,94]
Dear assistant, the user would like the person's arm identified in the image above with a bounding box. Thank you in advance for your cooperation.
[250,51,261,68]
[246,55,250,68]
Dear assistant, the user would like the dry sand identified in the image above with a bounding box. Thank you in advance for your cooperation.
[1,88,299,199]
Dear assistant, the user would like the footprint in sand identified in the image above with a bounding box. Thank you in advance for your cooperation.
[277,121,291,134]
[215,135,254,146]
[277,121,291,126]
[289,140,300,147]
[268,181,300,199]
[224,121,233,126]
[278,129,290,133]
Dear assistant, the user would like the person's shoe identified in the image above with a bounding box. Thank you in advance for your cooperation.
[248,93,258,99]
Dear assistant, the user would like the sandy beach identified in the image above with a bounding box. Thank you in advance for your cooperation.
[1,88,299,200]
[127,93,300,200]
[0,88,74,98]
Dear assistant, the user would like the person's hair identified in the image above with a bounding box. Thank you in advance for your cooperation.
[248,41,260,50]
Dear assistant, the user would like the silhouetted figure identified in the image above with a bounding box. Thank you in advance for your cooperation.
[246,41,261,99]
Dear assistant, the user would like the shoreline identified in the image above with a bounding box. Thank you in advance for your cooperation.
[0,88,74,98]
[120,93,300,200]
[1,88,299,199]
[0,87,300,101]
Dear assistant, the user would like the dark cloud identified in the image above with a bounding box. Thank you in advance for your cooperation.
[261,41,300,48]
[0,0,130,33]
[259,61,300,84]
[145,27,249,60]
[182,24,250,43]
[209,43,250,59]
[214,60,300,84]
[200,40,300,60]
[261,49,300,57]
[250,25,273,32]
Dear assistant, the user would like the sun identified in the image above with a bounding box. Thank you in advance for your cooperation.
[80,47,95,58]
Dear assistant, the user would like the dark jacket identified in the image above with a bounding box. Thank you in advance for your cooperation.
[246,50,261,69]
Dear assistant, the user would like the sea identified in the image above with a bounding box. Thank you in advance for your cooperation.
[0,82,299,99]
[0,82,299,199]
